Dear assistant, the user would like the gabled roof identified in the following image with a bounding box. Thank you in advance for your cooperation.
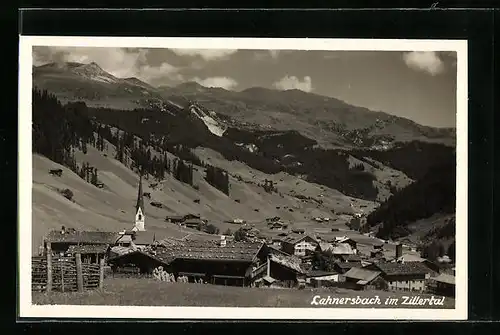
[375,261,431,276]
[67,244,109,254]
[108,249,166,266]
[269,253,305,274]
[344,267,381,283]
[155,240,265,263]
[432,273,455,285]
[132,231,157,245]
[396,254,425,263]
[306,270,338,278]
[282,234,318,245]
[45,230,120,244]
[331,243,355,255]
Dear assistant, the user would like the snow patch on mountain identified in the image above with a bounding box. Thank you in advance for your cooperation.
[189,105,227,137]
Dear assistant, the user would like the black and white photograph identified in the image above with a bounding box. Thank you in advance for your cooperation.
[18,37,467,320]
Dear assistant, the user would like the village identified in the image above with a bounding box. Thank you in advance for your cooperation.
[32,173,456,303]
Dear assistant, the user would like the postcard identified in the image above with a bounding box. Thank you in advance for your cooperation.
[18,36,467,320]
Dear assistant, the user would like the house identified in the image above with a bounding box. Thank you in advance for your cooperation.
[334,236,358,251]
[429,273,455,297]
[156,239,269,286]
[266,216,281,223]
[166,215,185,224]
[131,231,157,248]
[372,262,432,292]
[269,222,288,230]
[291,228,305,235]
[183,213,201,221]
[44,227,119,256]
[108,249,170,275]
[331,243,356,257]
[265,249,307,288]
[344,267,386,291]
[306,270,342,287]
[281,234,320,257]
[182,218,204,229]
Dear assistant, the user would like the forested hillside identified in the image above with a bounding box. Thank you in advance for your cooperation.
[366,153,456,240]
[33,88,231,195]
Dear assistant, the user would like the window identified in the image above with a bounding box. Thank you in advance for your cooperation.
[138,214,142,220]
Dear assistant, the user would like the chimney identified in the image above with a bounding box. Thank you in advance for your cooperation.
[395,243,403,259]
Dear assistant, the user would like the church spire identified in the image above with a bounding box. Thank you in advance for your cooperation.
[136,173,144,213]
[134,173,145,231]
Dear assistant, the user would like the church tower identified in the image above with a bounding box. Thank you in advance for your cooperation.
[134,174,145,231]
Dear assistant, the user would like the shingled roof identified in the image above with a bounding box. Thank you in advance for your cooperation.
[67,244,109,254]
[154,239,265,263]
[45,230,120,244]
[375,261,431,276]
[344,267,381,283]
[269,252,306,274]
[281,234,318,245]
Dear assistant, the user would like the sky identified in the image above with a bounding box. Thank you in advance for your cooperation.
[33,47,457,128]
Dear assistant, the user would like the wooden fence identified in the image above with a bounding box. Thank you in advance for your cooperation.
[32,253,104,292]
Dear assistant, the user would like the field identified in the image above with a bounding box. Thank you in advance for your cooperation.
[32,277,454,309]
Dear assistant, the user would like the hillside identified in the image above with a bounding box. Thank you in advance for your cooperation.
[366,153,456,240]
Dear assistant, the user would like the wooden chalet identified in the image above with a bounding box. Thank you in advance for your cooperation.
[343,267,386,291]
[265,248,307,288]
[371,261,432,292]
[182,218,204,229]
[44,227,119,257]
[334,236,358,251]
[429,273,455,297]
[165,215,185,224]
[306,270,342,287]
[281,234,320,257]
[158,239,268,286]
[110,238,269,286]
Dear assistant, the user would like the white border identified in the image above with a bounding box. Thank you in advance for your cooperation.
[18,36,468,320]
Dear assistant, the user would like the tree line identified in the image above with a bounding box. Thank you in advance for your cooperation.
[33,88,232,195]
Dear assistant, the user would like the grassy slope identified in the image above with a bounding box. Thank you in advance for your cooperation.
[32,277,454,308]
[32,136,371,252]
[33,131,423,261]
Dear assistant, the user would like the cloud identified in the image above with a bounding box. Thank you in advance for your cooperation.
[170,49,237,61]
[32,46,183,86]
[273,75,313,92]
[191,76,238,90]
[403,51,445,75]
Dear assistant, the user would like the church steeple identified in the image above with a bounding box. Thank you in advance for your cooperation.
[134,173,145,231]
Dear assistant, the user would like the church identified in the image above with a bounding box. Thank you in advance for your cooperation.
[133,174,146,232]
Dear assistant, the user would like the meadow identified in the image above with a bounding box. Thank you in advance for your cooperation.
[32,277,454,309]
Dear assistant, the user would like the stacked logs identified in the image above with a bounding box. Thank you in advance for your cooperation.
[152,266,176,282]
